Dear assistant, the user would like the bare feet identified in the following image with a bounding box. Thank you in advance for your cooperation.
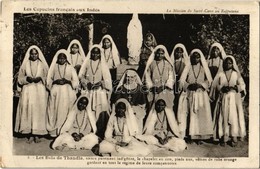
[220,142,226,147]
[27,137,34,144]
[231,141,238,147]
[34,136,41,143]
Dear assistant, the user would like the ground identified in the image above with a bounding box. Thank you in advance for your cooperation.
[13,137,248,157]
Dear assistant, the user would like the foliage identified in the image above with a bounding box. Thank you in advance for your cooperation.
[13,13,110,89]
[190,15,249,77]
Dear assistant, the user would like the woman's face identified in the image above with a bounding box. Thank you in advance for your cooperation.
[103,38,111,49]
[71,43,79,54]
[154,48,165,61]
[211,47,221,58]
[191,52,201,65]
[145,36,153,47]
[155,99,166,113]
[174,47,184,60]
[223,58,233,71]
[29,48,39,61]
[57,53,67,65]
[125,73,136,85]
[77,97,88,111]
[115,102,126,118]
[90,47,101,61]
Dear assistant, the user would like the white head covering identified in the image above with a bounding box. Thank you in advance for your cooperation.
[170,43,189,64]
[179,49,213,90]
[99,34,121,67]
[59,95,97,134]
[224,55,242,77]
[67,39,86,62]
[17,45,49,91]
[116,69,142,91]
[143,95,180,137]
[208,42,227,60]
[127,13,143,64]
[108,98,139,136]
[210,55,246,100]
[142,45,174,80]
[47,49,71,89]
[78,44,112,92]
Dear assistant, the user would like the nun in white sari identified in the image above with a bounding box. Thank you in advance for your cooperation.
[47,49,79,137]
[170,43,189,116]
[210,55,246,147]
[136,97,187,153]
[177,49,213,142]
[207,43,227,118]
[52,96,99,150]
[99,98,151,156]
[67,39,86,74]
[143,45,175,110]
[78,44,112,139]
[99,34,121,82]
[207,42,227,79]
[15,45,49,143]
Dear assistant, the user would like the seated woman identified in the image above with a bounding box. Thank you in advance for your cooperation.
[67,39,86,74]
[99,98,151,156]
[137,98,187,153]
[211,56,246,147]
[113,69,146,133]
[52,96,99,150]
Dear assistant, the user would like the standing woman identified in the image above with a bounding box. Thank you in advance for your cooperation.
[137,32,157,78]
[67,39,86,74]
[211,55,246,147]
[208,42,227,117]
[178,49,213,143]
[99,35,121,84]
[47,49,79,137]
[207,42,227,79]
[78,45,112,139]
[170,43,189,116]
[142,45,175,111]
[15,45,49,143]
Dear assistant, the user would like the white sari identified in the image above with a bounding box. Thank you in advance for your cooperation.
[99,99,151,156]
[52,96,99,150]
[46,49,79,137]
[211,55,246,141]
[15,45,49,135]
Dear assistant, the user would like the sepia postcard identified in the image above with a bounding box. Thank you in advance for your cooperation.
[0,0,259,168]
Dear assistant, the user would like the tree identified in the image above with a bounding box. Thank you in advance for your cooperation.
[190,15,249,78]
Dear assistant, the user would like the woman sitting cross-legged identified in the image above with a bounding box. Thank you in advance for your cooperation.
[51,96,99,150]
[99,98,151,156]
[136,98,187,153]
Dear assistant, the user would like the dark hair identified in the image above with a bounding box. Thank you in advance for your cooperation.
[155,99,166,105]
[30,48,38,54]
[116,102,126,110]
[71,43,79,49]
[78,96,89,105]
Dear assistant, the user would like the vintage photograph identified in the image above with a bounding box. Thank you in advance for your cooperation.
[12,13,249,157]
[1,0,259,168]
